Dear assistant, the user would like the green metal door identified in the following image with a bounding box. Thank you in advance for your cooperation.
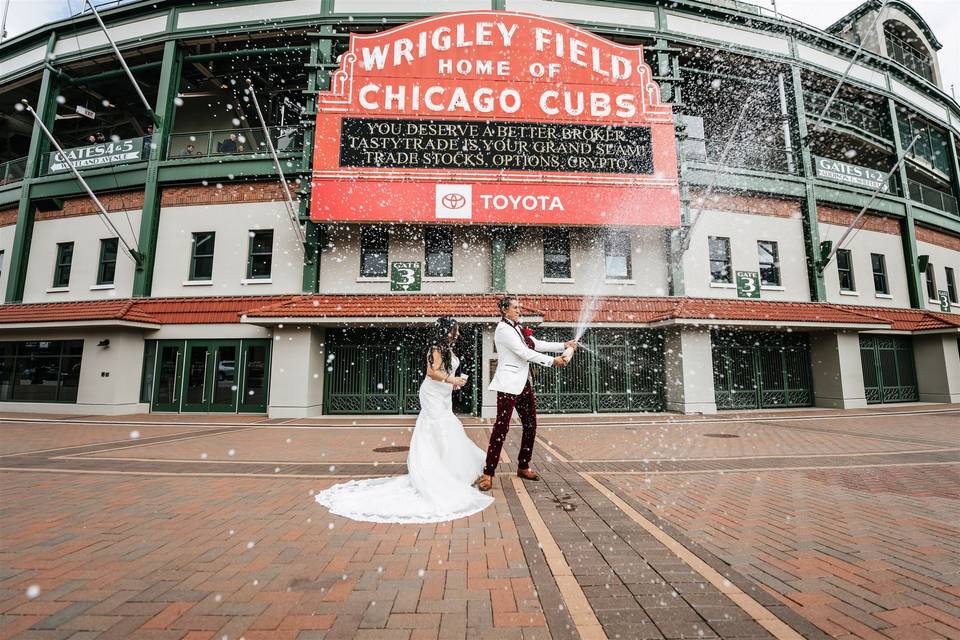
[860,335,918,403]
[712,331,813,410]
[148,339,267,413]
[152,341,184,412]
[534,329,664,413]
[324,327,480,415]
[325,342,402,413]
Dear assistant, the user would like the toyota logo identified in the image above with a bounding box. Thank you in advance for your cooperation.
[441,193,467,209]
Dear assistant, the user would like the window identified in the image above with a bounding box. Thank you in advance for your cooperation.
[360,227,388,278]
[246,230,273,280]
[425,227,453,277]
[925,262,937,301]
[189,232,215,281]
[604,234,632,280]
[871,253,889,295]
[543,229,571,279]
[883,24,934,83]
[0,340,83,403]
[947,267,958,304]
[836,249,855,291]
[757,240,780,286]
[96,238,119,286]
[708,236,731,283]
[53,242,74,288]
[0,250,5,280]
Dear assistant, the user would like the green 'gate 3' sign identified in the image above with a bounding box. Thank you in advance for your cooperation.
[939,290,951,312]
[736,271,760,299]
[391,262,421,292]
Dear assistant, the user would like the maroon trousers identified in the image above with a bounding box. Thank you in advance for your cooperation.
[484,381,538,476]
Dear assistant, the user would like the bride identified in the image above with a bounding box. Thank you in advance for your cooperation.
[315,317,494,523]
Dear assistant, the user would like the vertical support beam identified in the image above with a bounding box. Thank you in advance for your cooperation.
[788,65,827,301]
[5,35,57,303]
[132,39,181,297]
[490,230,506,292]
[947,131,960,207]
[301,28,331,293]
[887,98,924,309]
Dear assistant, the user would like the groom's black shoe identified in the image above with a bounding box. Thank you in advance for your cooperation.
[516,468,540,481]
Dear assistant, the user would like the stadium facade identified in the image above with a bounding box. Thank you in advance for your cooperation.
[0,0,957,417]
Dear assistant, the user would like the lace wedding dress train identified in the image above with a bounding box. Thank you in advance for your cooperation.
[314,356,494,523]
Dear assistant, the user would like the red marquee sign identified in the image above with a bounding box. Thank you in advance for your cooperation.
[311,11,680,227]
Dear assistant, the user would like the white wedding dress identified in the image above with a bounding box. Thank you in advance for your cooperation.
[315,355,494,523]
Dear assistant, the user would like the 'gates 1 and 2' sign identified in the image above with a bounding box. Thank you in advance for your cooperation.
[311,12,680,227]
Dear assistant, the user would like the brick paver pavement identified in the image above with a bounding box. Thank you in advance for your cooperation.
[1,404,958,639]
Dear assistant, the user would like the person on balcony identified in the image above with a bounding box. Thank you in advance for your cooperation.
[219,133,238,154]
[179,144,197,157]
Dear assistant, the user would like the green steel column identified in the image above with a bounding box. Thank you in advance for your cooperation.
[788,65,826,301]
[887,98,923,309]
[490,231,506,292]
[947,131,960,210]
[132,40,182,297]
[5,35,58,303]
[301,30,329,293]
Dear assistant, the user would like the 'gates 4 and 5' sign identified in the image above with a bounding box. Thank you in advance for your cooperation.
[311,12,679,227]
[48,138,144,173]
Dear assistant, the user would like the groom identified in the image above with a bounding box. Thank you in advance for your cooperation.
[478,296,576,491]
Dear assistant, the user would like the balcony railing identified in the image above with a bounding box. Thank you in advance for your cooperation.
[884,30,935,84]
[167,126,303,160]
[803,92,887,141]
[0,157,27,186]
[908,179,959,215]
[700,140,797,175]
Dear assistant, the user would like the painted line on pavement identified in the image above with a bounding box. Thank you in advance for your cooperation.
[536,437,569,463]
[2,406,956,430]
[579,472,805,640]
[510,476,607,640]
[0,467,390,479]
[565,446,960,463]
[596,460,960,474]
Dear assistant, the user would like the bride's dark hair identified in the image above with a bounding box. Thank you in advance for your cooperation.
[428,316,458,373]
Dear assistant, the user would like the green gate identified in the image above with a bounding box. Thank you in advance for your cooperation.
[859,334,918,403]
[712,331,813,409]
[324,327,480,415]
[534,329,664,413]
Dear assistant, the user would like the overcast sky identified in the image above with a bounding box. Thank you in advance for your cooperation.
[2,0,958,99]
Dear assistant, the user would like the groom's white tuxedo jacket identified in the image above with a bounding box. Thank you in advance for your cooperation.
[489,320,566,395]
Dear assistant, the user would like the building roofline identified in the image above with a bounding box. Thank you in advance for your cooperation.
[826,0,943,50]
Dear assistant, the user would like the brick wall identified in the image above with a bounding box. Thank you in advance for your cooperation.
[691,191,800,219]
[35,191,145,222]
[817,206,901,235]
[160,181,299,207]
[27,181,300,223]
[916,225,960,251]
[0,208,17,227]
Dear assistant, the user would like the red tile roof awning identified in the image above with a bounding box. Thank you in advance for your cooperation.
[0,295,955,332]
[845,306,960,332]
[239,295,891,328]
[0,299,160,326]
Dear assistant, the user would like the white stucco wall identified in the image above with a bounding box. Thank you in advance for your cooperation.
[916,239,960,311]
[151,202,304,297]
[506,226,669,297]
[319,224,491,294]
[22,211,141,303]
[0,222,14,297]
[0,327,149,415]
[819,223,910,308]
[682,209,810,301]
